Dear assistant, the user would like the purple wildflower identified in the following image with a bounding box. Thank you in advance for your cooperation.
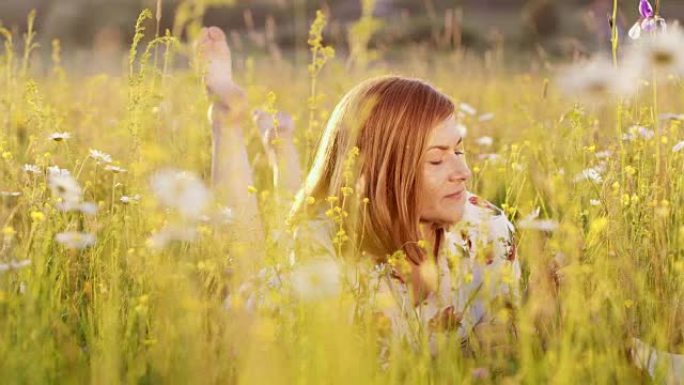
[639,0,654,18]
[629,0,667,40]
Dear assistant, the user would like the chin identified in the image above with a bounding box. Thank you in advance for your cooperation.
[441,206,465,225]
[433,211,464,227]
[421,201,466,227]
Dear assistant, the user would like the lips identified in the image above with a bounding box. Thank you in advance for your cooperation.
[445,189,465,199]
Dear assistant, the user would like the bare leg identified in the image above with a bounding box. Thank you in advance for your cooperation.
[197,27,264,253]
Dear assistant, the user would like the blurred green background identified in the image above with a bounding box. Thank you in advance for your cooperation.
[1,0,683,72]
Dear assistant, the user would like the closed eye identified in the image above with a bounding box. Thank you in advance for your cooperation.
[429,151,465,165]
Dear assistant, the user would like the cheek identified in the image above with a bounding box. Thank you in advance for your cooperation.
[421,168,442,197]
[421,166,466,216]
[419,167,445,211]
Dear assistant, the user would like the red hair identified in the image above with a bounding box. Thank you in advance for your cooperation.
[290,76,455,265]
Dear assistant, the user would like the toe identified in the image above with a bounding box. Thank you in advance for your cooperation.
[197,27,210,45]
[208,26,226,41]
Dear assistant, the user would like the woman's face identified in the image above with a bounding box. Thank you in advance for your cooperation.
[418,114,472,226]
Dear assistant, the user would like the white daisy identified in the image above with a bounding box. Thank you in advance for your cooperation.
[120,194,141,204]
[518,207,559,232]
[0,259,31,273]
[478,153,501,162]
[22,164,41,174]
[104,165,127,173]
[478,112,495,122]
[590,199,601,206]
[48,132,71,142]
[55,231,96,250]
[672,140,684,153]
[459,102,477,116]
[622,125,655,141]
[48,172,82,205]
[574,167,603,183]
[625,27,684,79]
[0,191,21,197]
[89,149,112,164]
[47,166,71,177]
[150,169,211,220]
[455,123,467,137]
[475,136,494,147]
[557,56,638,104]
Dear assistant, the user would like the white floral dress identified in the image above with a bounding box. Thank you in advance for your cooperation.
[233,191,521,349]
[358,191,521,349]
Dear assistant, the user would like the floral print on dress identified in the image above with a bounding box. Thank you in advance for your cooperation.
[367,191,521,354]
[468,195,504,217]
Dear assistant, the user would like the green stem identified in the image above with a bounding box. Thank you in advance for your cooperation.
[610,0,619,67]
[610,0,626,195]
[653,71,660,200]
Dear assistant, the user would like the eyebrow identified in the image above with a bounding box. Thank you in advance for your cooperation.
[426,137,463,151]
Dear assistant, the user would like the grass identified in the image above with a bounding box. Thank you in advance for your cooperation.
[0,3,683,384]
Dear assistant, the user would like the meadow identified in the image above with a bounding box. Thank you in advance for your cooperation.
[0,1,683,384]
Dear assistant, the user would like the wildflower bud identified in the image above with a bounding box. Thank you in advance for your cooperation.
[621,194,631,206]
[2,226,16,237]
[30,211,45,222]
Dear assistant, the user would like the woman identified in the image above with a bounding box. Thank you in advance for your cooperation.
[197,26,521,349]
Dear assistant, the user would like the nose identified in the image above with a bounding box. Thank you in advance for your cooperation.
[448,157,472,183]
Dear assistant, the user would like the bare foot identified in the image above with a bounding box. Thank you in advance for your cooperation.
[196,26,245,112]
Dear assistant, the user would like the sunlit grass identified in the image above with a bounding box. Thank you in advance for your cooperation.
[0,3,683,384]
